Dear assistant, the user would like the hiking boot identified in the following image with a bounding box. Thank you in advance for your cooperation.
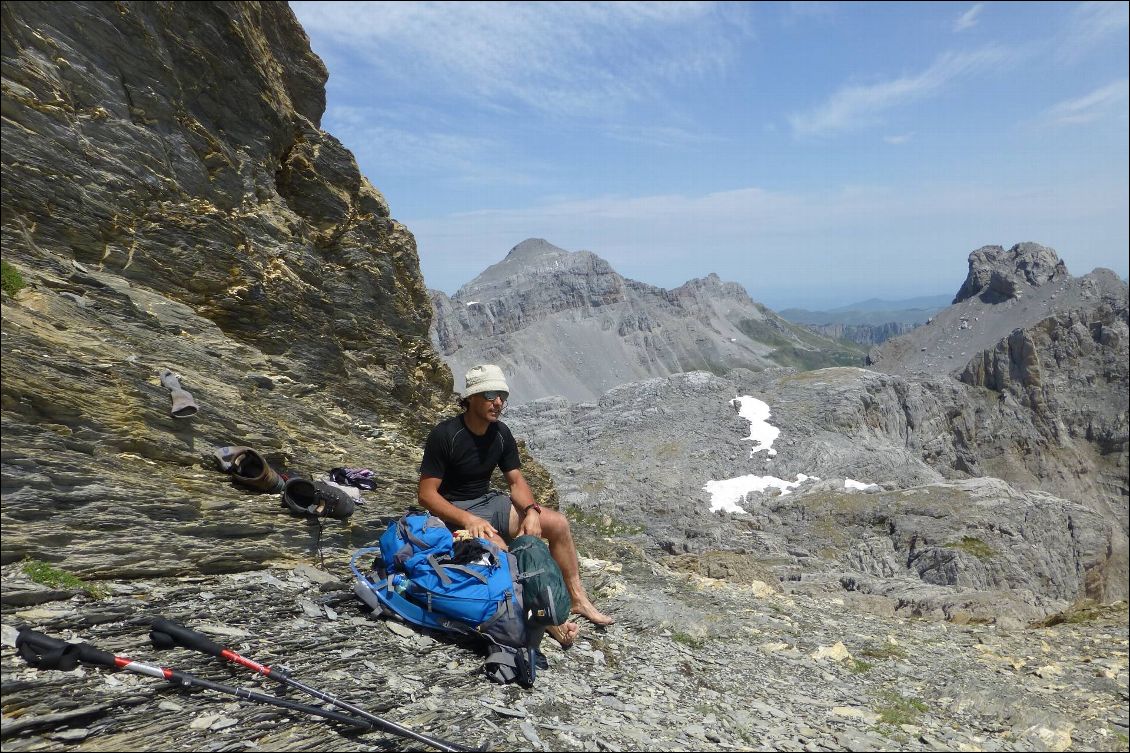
[229,448,286,493]
[282,478,356,520]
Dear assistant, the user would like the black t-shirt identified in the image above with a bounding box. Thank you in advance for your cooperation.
[420,415,521,501]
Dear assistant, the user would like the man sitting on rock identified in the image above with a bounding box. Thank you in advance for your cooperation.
[418,364,614,647]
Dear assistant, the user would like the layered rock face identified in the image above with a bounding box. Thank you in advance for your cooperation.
[0,2,469,576]
[431,238,863,404]
[505,243,1126,605]
[868,243,1128,597]
[806,321,917,346]
[506,366,1120,616]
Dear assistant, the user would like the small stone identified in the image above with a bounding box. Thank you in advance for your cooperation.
[190,714,219,730]
[520,720,544,749]
[832,706,881,724]
[386,621,417,638]
[298,598,323,618]
[810,641,853,663]
[294,564,338,586]
[51,728,90,741]
[482,702,526,718]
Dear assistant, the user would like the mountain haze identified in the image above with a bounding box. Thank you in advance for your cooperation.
[430,239,862,403]
[780,295,950,346]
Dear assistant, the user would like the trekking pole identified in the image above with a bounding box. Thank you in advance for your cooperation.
[149,617,480,753]
[14,628,384,734]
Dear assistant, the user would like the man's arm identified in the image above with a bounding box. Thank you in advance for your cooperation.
[504,468,542,538]
[418,476,505,546]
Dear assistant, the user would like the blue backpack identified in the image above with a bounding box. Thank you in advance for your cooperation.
[352,512,541,686]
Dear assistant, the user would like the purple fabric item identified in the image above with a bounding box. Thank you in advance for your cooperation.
[328,467,377,491]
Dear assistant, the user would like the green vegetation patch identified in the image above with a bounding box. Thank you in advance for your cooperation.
[565,505,644,536]
[944,536,995,560]
[22,558,108,599]
[736,317,866,371]
[850,659,874,674]
[874,691,928,726]
[1036,599,1126,627]
[858,642,908,660]
[2,259,26,297]
[671,631,707,649]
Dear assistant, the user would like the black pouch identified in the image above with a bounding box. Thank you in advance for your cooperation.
[484,644,537,688]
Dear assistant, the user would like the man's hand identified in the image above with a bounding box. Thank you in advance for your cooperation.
[465,516,497,540]
[465,516,508,550]
[518,508,542,538]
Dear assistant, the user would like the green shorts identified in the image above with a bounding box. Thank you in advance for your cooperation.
[449,491,514,541]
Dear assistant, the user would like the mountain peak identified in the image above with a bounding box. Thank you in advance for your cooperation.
[504,238,569,261]
[953,242,1069,304]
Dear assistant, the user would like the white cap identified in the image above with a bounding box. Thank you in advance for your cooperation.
[463,364,510,398]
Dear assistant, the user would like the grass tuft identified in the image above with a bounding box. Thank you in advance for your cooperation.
[2,259,26,297]
[874,691,928,726]
[1035,599,1125,628]
[944,536,995,560]
[565,505,644,536]
[859,642,908,660]
[22,558,108,599]
[671,631,707,649]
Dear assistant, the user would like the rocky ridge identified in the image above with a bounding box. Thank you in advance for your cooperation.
[2,548,1128,753]
[2,4,1127,752]
[502,244,1127,609]
[505,366,1120,614]
[868,243,1128,597]
[0,0,477,578]
[430,239,863,404]
[780,296,948,347]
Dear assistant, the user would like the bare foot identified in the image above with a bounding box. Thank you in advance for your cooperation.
[546,622,580,648]
[571,599,615,626]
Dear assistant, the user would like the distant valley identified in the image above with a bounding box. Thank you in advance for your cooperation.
[779,294,951,346]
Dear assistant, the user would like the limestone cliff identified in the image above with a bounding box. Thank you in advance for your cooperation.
[0,1,471,576]
[868,244,1128,597]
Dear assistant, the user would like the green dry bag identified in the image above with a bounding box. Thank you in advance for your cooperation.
[510,535,571,627]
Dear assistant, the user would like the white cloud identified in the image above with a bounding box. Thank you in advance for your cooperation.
[1056,2,1130,63]
[883,133,913,144]
[954,4,984,32]
[407,178,1129,300]
[602,123,717,148]
[1041,79,1130,126]
[788,46,1013,137]
[322,104,556,190]
[291,1,746,119]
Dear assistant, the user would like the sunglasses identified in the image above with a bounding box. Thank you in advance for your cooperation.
[480,391,509,402]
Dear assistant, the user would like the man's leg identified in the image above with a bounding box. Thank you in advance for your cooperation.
[508,506,614,627]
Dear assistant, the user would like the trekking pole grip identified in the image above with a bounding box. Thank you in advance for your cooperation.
[15,628,118,671]
[15,627,68,653]
[149,617,225,657]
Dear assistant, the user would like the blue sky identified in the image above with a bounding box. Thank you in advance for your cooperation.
[290,1,1128,309]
